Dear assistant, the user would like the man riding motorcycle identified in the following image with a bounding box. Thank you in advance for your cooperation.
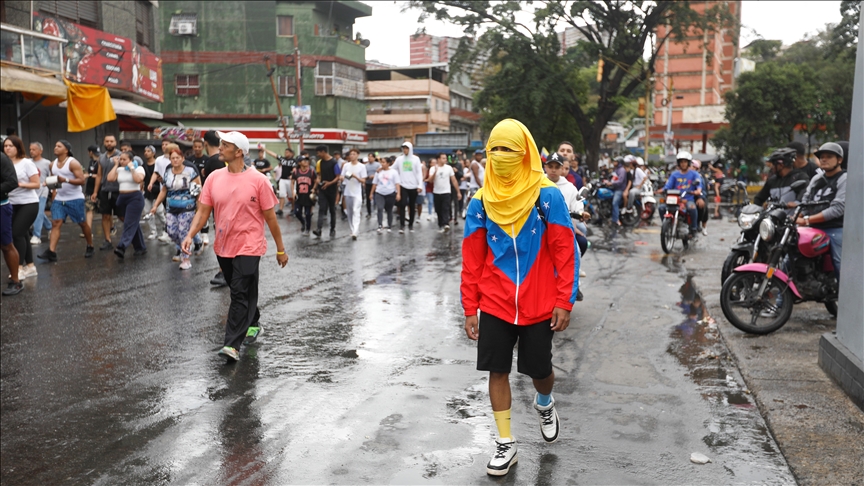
[752,147,809,216]
[661,151,702,236]
[797,142,846,279]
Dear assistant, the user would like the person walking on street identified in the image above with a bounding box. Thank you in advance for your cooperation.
[264,146,295,217]
[609,156,628,227]
[370,156,400,233]
[93,134,120,250]
[292,154,316,235]
[461,119,579,477]
[394,142,422,233]
[340,148,367,240]
[4,136,40,279]
[38,140,94,262]
[181,131,288,362]
[426,152,461,233]
[107,151,147,258]
[364,153,381,219]
[142,145,167,241]
[312,145,341,239]
[28,142,52,244]
[83,145,100,236]
[151,148,201,269]
[1,152,23,295]
[201,131,227,286]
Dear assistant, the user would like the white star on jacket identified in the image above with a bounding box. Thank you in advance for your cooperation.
[491,235,498,242]
[476,212,484,219]
[543,201,550,210]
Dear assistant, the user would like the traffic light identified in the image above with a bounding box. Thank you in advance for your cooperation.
[596,59,604,83]
[638,97,646,117]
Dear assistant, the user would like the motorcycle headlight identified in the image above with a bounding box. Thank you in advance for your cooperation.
[738,212,760,229]
[759,219,775,242]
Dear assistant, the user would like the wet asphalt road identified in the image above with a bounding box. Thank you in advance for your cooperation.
[1,210,795,484]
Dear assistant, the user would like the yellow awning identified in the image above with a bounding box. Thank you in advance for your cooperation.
[0,65,67,98]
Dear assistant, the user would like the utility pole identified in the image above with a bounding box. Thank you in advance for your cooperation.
[645,74,651,163]
[264,55,290,151]
[294,35,303,152]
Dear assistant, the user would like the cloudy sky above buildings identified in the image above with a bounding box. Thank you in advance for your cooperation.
[355,1,846,67]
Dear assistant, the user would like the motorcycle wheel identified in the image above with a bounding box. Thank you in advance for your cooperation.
[621,208,639,227]
[720,272,794,334]
[825,301,838,317]
[660,219,677,254]
[721,250,750,286]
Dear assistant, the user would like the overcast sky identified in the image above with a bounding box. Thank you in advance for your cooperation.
[355,1,846,66]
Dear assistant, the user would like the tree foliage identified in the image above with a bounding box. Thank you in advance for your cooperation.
[408,1,738,170]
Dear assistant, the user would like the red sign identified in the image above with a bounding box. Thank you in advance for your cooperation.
[33,13,163,102]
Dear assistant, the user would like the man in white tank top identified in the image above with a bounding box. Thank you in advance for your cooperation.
[37,140,94,261]
[469,149,485,189]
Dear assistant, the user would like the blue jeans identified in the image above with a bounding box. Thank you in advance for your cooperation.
[611,190,624,224]
[33,195,52,236]
[426,192,434,214]
[822,227,843,280]
[685,200,699,233]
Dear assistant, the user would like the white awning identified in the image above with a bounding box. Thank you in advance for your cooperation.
[59,97,163,119]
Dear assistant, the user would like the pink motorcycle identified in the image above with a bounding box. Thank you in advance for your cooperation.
[719,202,838,334]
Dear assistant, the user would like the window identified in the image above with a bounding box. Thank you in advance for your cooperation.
[135,1,152,47]
[40,0,99,28]
[315,61,364,99]
[175,74,199,96]
[277,75,296,96]
[169,13,197,35]
[277,16,294,36]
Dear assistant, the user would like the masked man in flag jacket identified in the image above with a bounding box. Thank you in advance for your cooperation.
[461,118,580,477]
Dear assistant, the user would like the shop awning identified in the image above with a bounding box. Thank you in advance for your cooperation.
[109,99,163,119]
[0,66,66,98]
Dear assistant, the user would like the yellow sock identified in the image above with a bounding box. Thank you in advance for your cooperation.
[493,409,512,440]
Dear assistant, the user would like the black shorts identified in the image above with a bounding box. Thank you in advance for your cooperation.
[98,191,119,215]
[477,312,554,379]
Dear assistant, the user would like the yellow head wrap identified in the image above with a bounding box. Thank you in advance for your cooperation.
[482,119,554,234]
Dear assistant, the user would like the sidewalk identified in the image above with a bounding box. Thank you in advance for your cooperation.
[683,217,864,485]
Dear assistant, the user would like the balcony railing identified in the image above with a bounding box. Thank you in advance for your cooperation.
[0,22,67,74]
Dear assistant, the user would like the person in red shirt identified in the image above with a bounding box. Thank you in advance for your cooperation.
[182,131,288,362]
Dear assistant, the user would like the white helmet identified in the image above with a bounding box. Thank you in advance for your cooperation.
[676,150,693,162]
[636,157,645,166]
[623,154,636,164]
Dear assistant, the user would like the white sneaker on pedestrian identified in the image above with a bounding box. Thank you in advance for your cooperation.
[426,216,431,221]
[444,224,450,232]
[702,227,709,236]
[202,233,209,245]
[533,393,560,443]
[18,268,27,281]
[386,227,392,233]
[30,236,41,245]
[439,228,446,233]
[486,437,517,476]
[147,234,156,240]
[179,260,192,270]
[377,226,383,234]
[22,265,38,278]
[158,234,173,244]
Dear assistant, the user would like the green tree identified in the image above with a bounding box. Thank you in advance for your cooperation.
[742,39,782,62]
[408,1,738,170]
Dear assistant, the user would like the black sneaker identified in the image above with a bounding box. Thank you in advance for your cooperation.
[312,228,322,238]
[276,209,284,216]
[2,281,23,296]
[99,241,113,250]
[576,289,584,302]
[329,229,336,237]
[38,249,58,262]
[210,271,227,287]
[114,246,125,259]
[84,246,94,258]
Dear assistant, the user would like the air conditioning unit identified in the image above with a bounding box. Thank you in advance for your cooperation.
[177,22,195,35]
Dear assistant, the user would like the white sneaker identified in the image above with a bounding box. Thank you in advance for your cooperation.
[158,234,173,244]
[30,236,41,245]
[179,260,192,270]
[438,228,446,233]
[147,234,156,240]
[202,233,209,245]
[22,265,38,278]
[426,216,431,221]
[702,227,709,236]
[486,438,517,476]
[377,226,383,234]
[533,393,560,443]
[18,268,27,281]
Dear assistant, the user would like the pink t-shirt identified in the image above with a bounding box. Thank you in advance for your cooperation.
[199,167,278,258]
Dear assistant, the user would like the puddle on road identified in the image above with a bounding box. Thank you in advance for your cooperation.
[667,276,792,481]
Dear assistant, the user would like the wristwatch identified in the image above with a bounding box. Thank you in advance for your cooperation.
[804,215,810,226]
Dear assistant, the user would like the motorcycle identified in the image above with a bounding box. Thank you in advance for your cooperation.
[586,182,614,224]
[659,189,697,254]
[720,180,808,285]
[719,202,838,334]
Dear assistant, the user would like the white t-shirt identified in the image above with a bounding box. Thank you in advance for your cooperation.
[31,157,52,198]
[341,162,367,198]
[373,168,400,195]
[430,164,455,194]
[9,159,40,205]
[633,167,647,188]
[460,167,470,190]
[118,166,146,192]
[154,155,170,180]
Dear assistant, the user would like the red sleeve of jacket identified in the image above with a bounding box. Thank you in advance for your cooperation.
[461,198,488,316]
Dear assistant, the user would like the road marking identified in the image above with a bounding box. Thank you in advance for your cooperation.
[632,228,660,234]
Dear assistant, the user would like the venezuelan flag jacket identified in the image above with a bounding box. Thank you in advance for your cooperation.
[461,185,580,325]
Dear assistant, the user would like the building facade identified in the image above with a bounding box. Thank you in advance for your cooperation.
[650,1,741,156]
[151,0,371,153]
[1,0,162,150]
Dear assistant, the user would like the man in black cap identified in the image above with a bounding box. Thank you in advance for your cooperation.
[787,141,819,180]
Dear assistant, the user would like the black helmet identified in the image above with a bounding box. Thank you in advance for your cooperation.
[767,148,796,167]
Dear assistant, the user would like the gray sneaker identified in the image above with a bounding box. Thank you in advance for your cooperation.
[218,346,239,362]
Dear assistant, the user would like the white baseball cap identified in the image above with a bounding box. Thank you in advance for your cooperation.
[217,131,250,155]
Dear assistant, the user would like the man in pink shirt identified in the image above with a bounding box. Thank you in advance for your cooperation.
[182,131,288,362]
